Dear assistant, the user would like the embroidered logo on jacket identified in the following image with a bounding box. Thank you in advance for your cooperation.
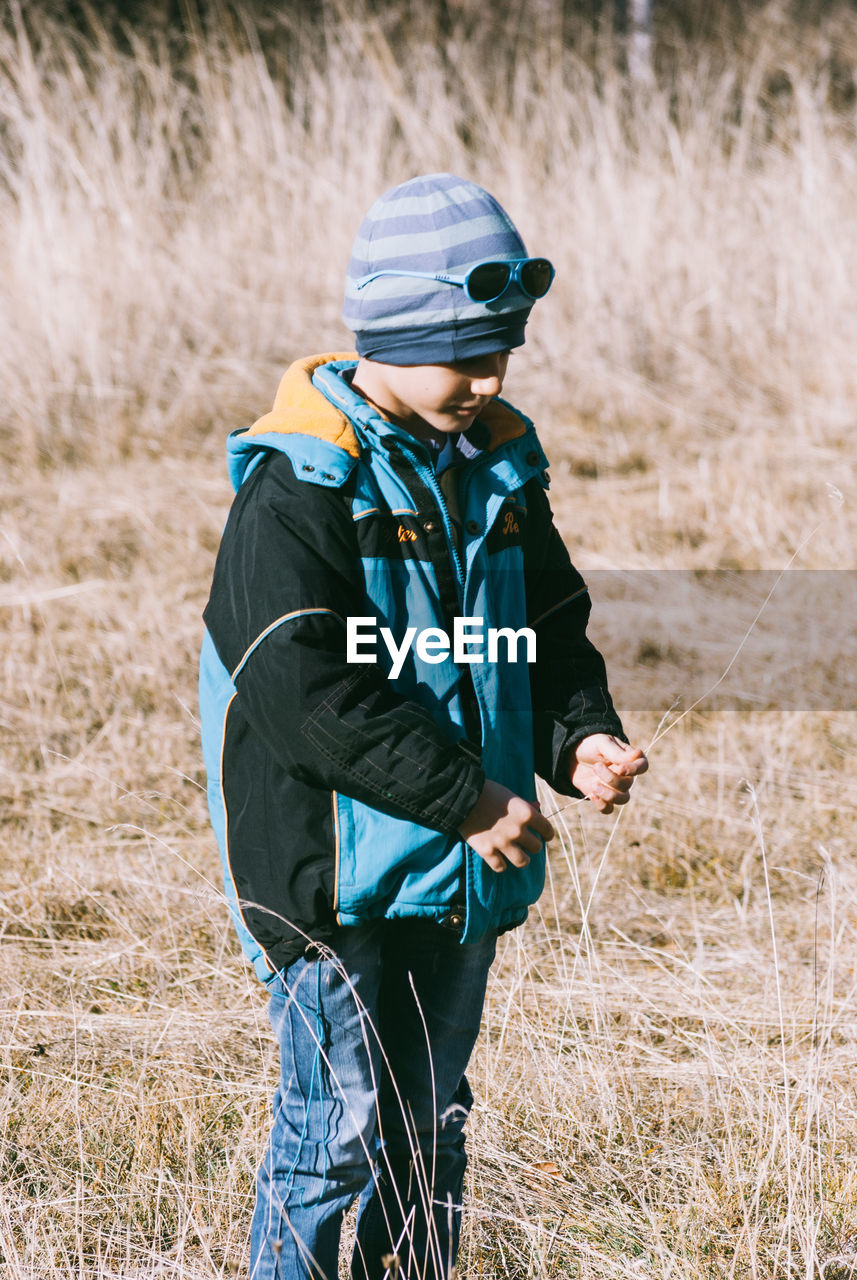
[486,502,526,555]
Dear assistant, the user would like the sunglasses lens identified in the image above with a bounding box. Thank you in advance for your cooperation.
[466,262,512,302]
[520,258,554,299]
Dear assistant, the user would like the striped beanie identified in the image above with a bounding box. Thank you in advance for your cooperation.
[343,173,534,365]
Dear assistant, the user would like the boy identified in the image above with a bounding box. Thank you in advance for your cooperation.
[199,173,646,1280]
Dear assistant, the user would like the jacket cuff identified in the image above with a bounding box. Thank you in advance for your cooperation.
[421,746,486,836]
[547,689,627,797]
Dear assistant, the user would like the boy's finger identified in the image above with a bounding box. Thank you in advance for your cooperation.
[605,748,648,777]
[503,844,531,869]
[601,742,647,768]
[590,774,635,806]
[589,792,615,813]
[593,762,633,788]
[518,826,546,855]
[527,810,555,842]
[626,751,648,775]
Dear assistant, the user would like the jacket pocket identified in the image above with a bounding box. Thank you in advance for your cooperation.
[333,792,463,918]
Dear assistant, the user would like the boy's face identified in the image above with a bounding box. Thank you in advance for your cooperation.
[352,351,510,444]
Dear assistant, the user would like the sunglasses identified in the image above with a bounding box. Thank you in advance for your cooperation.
[355,256,555,304]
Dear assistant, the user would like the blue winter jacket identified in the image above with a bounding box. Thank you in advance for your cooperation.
[200,354,624,983]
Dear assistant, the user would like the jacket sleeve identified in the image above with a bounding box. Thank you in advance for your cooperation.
[522,476,626,796]
[203,451,484,834]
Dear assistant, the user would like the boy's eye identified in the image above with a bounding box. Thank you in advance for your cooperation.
[456,352,510,374]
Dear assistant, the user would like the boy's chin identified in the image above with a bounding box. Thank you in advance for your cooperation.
[436,411,477,430]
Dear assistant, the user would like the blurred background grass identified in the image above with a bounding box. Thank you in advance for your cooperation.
[2,0,857,495]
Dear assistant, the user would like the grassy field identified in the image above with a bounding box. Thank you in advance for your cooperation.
[3,2,857,1276]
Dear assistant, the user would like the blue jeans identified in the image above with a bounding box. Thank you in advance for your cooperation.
[249,919,497,1280]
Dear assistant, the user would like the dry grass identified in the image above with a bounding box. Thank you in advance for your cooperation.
[3,2,857,1276]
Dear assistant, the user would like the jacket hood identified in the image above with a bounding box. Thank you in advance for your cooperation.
[246,352,363,455]
[227,353,534,491]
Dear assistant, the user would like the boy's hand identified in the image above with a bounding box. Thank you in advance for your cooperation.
[458,780,555,874]
[569,734,648,813]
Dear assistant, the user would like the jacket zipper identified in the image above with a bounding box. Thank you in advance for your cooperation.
[393,441,484,937]
[399,443,467,590]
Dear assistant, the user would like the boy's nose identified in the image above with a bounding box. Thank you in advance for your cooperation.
[470,359,506,396]
[471,374,503,396]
